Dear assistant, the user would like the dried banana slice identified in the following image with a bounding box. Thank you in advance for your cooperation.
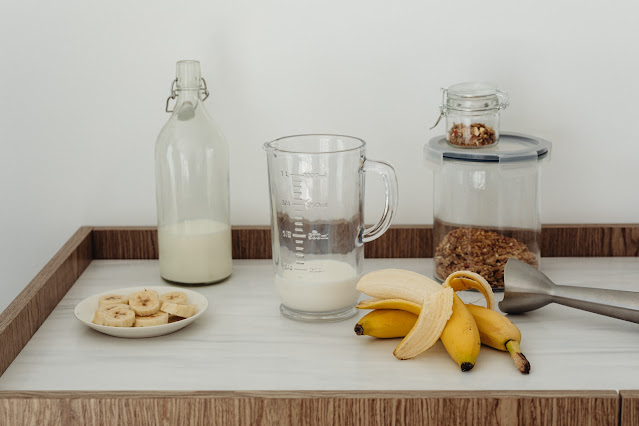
[161,302,197,318]
[102,305,135,327]
[129,290,161,316]
[98,294,129,309]
[443,271,495,310]
[92,304,130,325]
[160,291,188,305]
[92,311,104,325]
[393,287,454,360]
[134,311,169,327]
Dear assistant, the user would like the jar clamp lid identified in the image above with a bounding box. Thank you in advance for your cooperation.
[424,132,551,167]
[430,82,509,129]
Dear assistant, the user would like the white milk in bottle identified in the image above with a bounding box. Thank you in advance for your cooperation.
[158,219,232,284]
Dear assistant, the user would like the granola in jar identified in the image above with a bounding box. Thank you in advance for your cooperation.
[434,227,539,289]
[447,123,497,148]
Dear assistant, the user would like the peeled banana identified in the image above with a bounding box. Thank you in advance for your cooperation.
[354,269,534,374]
[465,304,530,374]
[355,301,531,374]
[355,309,418,338]
[356,269,455,361]
[357,296,480,371]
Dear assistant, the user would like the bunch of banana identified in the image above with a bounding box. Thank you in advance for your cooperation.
[354,269,530,374]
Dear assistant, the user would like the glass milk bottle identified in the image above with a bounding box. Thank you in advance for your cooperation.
[155,60,232,284]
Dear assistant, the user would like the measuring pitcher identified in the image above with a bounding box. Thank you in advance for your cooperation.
[264,134,398,322]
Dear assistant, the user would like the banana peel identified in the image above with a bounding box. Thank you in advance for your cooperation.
[356,269,455,360]
[356,298,422,315]
[393,287,454,360]
[443,271,495,310]
[356,269,441,305]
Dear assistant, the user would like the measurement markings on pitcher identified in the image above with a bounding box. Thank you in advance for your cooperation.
[308,230,329,240]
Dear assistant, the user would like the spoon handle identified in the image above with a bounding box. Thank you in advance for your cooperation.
[553,285,639,324]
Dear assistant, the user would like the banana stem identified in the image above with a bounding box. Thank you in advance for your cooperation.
[505,340,530,375]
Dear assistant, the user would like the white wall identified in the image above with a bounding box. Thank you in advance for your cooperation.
[1,0,638,313]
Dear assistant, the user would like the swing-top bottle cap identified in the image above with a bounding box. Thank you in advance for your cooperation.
[176,60,201,89]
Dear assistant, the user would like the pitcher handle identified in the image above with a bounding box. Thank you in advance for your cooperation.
[360,159,398,244]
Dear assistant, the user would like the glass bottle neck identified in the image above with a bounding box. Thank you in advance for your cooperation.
[175,88,201,106]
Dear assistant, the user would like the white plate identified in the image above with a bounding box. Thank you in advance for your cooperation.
[74,286,208,338]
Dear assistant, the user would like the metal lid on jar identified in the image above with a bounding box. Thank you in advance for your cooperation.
[445,82,509,112]
[430,82,509,130]
[425,132,551,165]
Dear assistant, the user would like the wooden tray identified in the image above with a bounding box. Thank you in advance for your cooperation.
[1,225,638,425]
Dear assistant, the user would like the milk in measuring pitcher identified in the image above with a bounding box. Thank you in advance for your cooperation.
[275,260,361,312]
[158,219,232,283]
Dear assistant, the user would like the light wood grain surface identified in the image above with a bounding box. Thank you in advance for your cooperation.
[2,258,638,393]
[0,391,619,426]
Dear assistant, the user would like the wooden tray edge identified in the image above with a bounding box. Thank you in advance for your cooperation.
[0,390,620,425]
[621,390,639,426]
[0,227,93,377]
[91,224,639,259]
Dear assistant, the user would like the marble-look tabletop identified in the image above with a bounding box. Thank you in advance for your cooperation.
[1,258,638,391]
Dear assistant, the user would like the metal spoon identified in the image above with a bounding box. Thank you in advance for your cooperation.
[499,258,639,324]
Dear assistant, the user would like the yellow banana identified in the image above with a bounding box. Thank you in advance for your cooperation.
[356,298,422,315]
[356,296,480,372]
[465,304,530,374]
[354,309,418,338]
[439,294,481,372]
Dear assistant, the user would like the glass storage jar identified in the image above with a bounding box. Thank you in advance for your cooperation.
[431,82,509,149]
[424,132,551,289]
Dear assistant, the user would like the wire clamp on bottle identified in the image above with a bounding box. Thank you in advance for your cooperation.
[165,78,210,113]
